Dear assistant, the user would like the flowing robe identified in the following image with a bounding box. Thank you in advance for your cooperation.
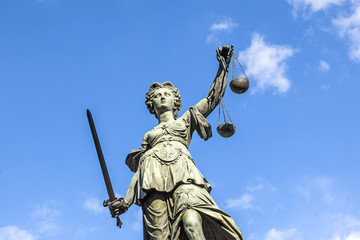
[125,107,243,240]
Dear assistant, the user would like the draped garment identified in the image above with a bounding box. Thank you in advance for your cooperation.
[125,107,243,240]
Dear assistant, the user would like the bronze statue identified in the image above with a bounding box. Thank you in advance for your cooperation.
[108,45,243,240]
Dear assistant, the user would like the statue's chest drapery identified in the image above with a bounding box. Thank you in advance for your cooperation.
[146,115,191,149]
[125,108,212,173]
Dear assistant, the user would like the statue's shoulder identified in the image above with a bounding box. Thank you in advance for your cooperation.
[177,109,191,123]
[141,130,152,146]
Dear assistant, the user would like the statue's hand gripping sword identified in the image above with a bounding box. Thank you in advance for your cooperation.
[86,109,122,228]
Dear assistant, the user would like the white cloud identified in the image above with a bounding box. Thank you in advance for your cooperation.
[30,203,61,236]
[206,18,237,43]
[332,232,360,240]
[30,204,60,219]
[336,214,360,229]
[297,176,334,204]
[237,33,295,93]
[225,193,254,209]
[74,227,98,239]
[246,183,264,192]
[332,5,360,62]
[303,26,315,39]
[320,84,330,90]
[37,221,60,236]
[287,0,360,62]
[264,228,302,240]
[328,215,360,240]
[246,177,277,192]
[287,0,345,17]
[210,18,237,31]
[0,226,36,240]
[319,60,331,71]
[346,232,360,240]
[84,198,106,214]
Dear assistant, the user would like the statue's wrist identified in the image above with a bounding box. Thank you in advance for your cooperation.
[123,199,131,208]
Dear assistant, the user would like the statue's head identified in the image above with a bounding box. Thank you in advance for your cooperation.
[145,82,182,119]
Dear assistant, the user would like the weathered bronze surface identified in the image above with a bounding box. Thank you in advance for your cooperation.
[217,122,236,138]
[107,45,243,240]
[230,77,250,94]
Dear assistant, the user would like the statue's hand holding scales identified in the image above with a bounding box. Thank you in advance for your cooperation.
[216,45,250,138]
[216,45,233,70]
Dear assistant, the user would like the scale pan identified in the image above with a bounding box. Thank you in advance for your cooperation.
[230,77,249,94]
[217,122,236,138]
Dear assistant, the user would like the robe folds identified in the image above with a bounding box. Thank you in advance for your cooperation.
[125,107,243,240]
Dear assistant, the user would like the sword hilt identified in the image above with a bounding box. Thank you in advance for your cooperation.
[104,198,123,228]
[116,217,123,228]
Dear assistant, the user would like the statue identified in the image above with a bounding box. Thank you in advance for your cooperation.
[108,45,243,240]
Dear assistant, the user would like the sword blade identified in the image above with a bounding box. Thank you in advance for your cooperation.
[86,109,116,201]
[87,109,122,228]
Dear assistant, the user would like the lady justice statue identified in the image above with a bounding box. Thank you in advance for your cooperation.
[108,45,243,240]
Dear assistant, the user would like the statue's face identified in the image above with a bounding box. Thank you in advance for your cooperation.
[153,88,175,116]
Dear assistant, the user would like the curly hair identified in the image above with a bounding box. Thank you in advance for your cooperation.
[145,82,182,119]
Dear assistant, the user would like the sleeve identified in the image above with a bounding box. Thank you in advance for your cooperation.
[189,107,213,141]
[125,134,148,172]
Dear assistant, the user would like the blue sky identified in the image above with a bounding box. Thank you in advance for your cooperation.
[0,0,359,239]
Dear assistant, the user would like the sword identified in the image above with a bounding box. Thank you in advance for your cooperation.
[86,109,122,228]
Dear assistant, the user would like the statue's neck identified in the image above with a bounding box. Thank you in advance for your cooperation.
[157,111,175,124]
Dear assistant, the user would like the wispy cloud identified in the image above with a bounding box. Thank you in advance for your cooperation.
[30,204,61,219]
[343,232,360,240]
[328,214,360,240]
[246,177,277,193]
[332,213,360,230]
[84,198,106,214]
[332,5,360,62]
[319,60,331,71]
[288,0,360,63]
[0,226,36,240]
[246,183,264,192]
[210,19,237,31]
[206,18,237,43]
[264,228,302,240]
[287,0,345,17]
[74,227,98,239]
[237,33,295,94]
[30,202,61,237]
[320,84,330,90]
[251,177,359,240]
[225,178,277,210]
[297,176,334,204]
[225,193,254,209]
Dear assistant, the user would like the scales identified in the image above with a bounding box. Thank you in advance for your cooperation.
[217,46,250,138]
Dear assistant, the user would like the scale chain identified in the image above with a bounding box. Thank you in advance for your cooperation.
[232,53,236,82]
[233,52,248,80]
[218,97,233,124]
[221,99,227,123]
[218,99,221,126]
[222,98,233,123]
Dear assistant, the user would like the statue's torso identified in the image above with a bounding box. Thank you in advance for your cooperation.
[133,110,210,201]
[143,111,193,162]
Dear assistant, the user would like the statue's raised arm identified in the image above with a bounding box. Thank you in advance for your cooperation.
[194,45,233,118]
